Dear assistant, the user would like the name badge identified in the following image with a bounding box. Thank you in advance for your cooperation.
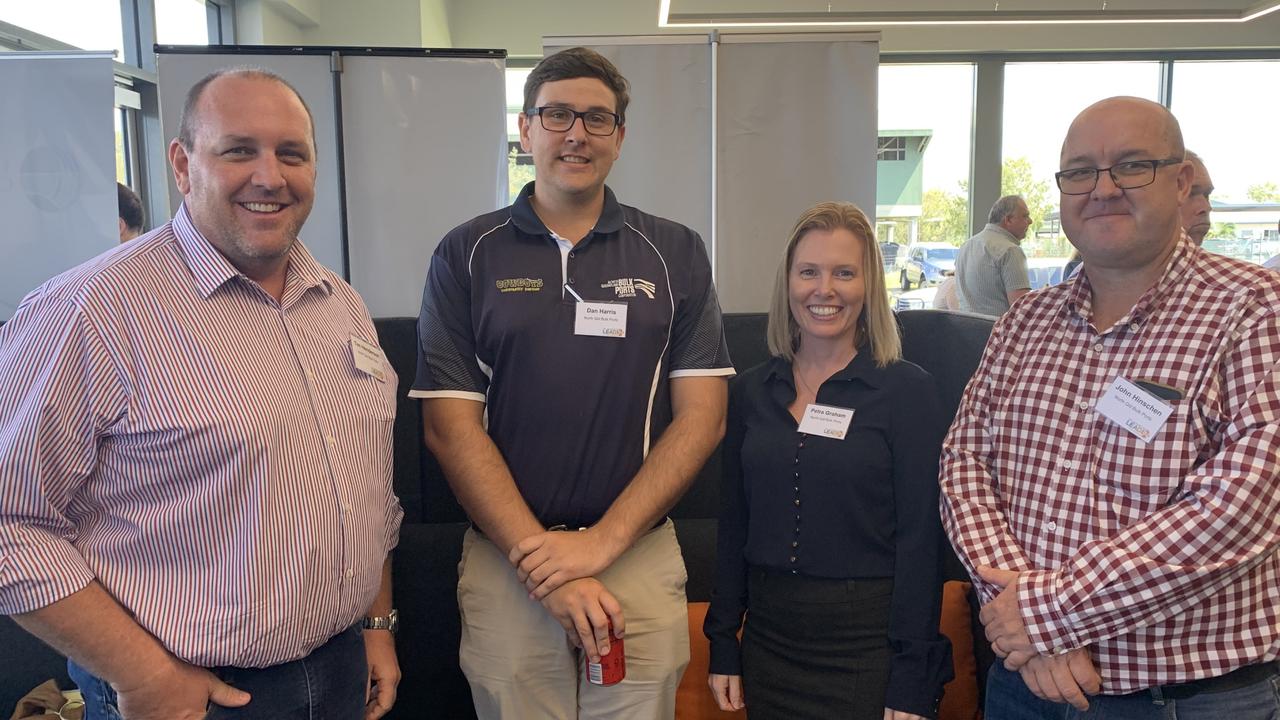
[574,301,628,338]
[350,336,387,382]
[1096,375,1173,443]
[797,403,855,439]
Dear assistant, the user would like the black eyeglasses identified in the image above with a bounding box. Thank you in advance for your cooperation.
[526,106,622,136]
[1055,158,1183,195]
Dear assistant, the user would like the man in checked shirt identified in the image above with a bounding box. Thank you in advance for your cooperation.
[941,96,1280,718]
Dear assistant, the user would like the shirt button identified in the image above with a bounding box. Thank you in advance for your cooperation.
[1092,343,1104,353]
[567,278,575,285]
[1077,401,1090,411]
[1063,460,1073,470]
[568,251,575,258]
[342,503,352,513]
[344,568,354,579]
[791,541,799,548]
[305,369,316,381]
[326,435,336,447]
[1046,521,1058,531]
[794,499,801,507]
[789,556,797,563]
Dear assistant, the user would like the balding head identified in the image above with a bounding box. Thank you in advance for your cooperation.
[177,67,316,154]
[1061,97,1185,166]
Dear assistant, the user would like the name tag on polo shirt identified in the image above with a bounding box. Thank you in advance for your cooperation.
[797,404,855,439]
[350,336,387,382]
[1096,375,1173,443]
[574,301,628,338]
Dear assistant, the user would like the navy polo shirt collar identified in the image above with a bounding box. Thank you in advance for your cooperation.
[510,181,626,239]
[765,342,886,390]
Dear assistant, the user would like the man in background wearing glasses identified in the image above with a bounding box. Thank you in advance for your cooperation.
[941,95,1280,718]
[412,47,732,719]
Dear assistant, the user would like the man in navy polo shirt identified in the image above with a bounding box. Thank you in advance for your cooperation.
[412,47,734,719]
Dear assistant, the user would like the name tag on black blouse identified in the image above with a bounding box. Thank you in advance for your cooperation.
[798,403,854,439]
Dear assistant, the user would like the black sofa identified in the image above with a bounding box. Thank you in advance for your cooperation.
[0,310,994,719]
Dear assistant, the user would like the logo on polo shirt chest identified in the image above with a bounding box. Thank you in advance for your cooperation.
[495,277,544,293]
[601,277,657,300]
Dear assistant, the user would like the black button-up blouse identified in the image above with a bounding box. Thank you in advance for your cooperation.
[704,349,953,717]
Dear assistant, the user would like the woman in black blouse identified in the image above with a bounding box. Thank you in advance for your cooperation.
[704,202,952,719]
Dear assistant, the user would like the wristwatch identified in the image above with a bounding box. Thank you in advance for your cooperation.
[363,608,399,634]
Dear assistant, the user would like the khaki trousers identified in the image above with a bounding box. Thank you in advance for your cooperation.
[457,520,690,720]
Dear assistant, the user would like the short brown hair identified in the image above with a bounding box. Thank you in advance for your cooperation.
[523,47,630,122]
[766,202,901,367]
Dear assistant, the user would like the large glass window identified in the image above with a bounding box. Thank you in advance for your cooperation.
[1002,61,1161,260]
[1,1,124,56]
[156,0,211,45]
[1171,60,1280,264]
[878,64,975,289]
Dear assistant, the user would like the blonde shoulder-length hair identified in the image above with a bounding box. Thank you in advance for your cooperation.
[765,201,902,368]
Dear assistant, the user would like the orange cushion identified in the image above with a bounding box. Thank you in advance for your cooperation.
[678,602,746,719]
[938,580,981,720]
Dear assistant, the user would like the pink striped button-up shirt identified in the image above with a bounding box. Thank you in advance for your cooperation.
[0,205,402,668]
[941,235,1280,693]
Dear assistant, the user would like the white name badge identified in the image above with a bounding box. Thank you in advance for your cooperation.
[350,336,387,382]
[574,301,628,338]
[1096,375,1173,443]
[797,403,855,440]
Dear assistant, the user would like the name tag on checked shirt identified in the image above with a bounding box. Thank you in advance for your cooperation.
[574,301,628,338]
[1096,375,1173,443]
[797,404,855,440]
[349,336,387,382]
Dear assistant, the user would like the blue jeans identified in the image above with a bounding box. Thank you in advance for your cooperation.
[68,625,367,720]
[985,662,1280,720]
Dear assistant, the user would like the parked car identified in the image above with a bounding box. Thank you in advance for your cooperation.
[900,242,958,289]
[894,285,938,311]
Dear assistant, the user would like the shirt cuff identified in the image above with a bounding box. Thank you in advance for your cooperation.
[707,635,743,676]
[1019,568,1081,655]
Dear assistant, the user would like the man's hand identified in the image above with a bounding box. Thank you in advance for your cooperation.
[510,529,623,600]
[113,656,250,720]
[708,673,745,711]
[883,709,928,720]
[540,577,624,664]
[363,629,400,720]
[1017,649,1101,711]
[977,566,1035,665]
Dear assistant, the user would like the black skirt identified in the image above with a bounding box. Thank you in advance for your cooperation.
[741,566,894,720]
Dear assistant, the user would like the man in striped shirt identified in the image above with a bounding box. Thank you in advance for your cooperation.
[941,96,1280,718]
[0,69,402,720]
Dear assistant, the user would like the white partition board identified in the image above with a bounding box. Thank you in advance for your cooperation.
[0,52,116,319]
[340,55,507,318]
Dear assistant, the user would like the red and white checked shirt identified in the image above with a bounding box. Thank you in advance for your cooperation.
[0,205,402,668]
[940,234,1280,693]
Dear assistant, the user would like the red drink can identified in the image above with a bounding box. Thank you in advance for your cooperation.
[586,624,625,686]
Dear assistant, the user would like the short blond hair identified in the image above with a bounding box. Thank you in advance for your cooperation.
[766,201,901,367]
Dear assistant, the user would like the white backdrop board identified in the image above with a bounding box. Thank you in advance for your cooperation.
[0,52,117,320]
[544,34,879,313]
[340,55,507,318]
[156,47,507,317]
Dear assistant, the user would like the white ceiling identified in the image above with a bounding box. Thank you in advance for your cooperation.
[663,0,1280,26]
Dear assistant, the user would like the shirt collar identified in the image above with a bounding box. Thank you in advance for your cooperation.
[765,342,886,390]
[171,202,332,300]
[510,181,625,238]
[1062,230,1196,326]
[983,223,1018,243]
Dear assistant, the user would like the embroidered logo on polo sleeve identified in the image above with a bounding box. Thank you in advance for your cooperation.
[601,278,656,299]
[495,278,544,293]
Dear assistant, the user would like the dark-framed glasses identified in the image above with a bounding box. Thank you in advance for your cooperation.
[526,106,622,136]
[1055,158,1183,195]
